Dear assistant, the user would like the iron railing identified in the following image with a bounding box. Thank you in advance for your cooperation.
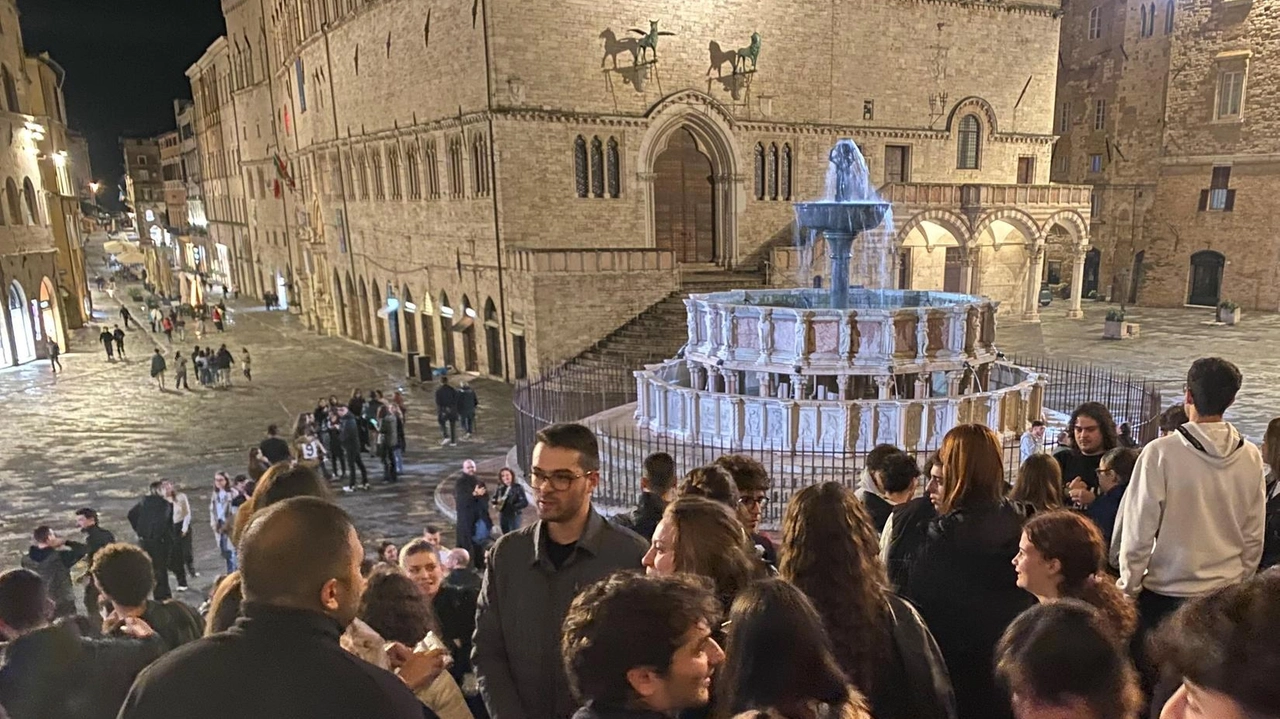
[513,354,1161,517]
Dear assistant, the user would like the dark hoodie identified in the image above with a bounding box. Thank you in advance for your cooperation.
[571,704,670,719]
[903,500,1033,719]
[0,619,166,719]
[20,544,85,617]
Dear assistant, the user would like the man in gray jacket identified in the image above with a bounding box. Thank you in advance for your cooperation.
[473,423,647,719]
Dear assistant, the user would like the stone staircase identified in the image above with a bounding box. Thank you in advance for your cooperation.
[568,267,767,374]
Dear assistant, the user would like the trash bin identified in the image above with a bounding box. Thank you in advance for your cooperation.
[406,352,419,378]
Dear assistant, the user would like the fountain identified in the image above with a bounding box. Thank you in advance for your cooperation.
[793,139,892,307]
[582,140,1047,523]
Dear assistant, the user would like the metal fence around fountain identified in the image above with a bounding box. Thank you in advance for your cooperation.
[512,355,1161,524]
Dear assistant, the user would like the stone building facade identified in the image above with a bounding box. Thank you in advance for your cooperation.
[193,0,1093,377]
[1056,0,1278,311]
[0,0,71,366]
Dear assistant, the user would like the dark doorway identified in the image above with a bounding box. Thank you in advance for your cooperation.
[439,292,456,369]
[1084,248,1101,298]
[461,297,478,373]
[512,333,528,380]
[898,250,912,289]
[386,283,402,353]
[944,248,963,292]
[653,128,715,264]
[1128,251,1145,305]
[334,271,349,337]
[1017,157,1036,184]
[484,299,501,377]
[1188,250,1225,307]
[402,287,419,354]
[884,145,910,184]
[358,279,372,345]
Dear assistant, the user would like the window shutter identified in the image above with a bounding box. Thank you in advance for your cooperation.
[1224,189,1236,212]
[1198,190,1209,212]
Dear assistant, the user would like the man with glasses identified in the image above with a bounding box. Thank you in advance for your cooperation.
[1053,402,1120,493]
[473,423,648,719]
[714,453,777,568]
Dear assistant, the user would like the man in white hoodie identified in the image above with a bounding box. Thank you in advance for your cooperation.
[1118,357,1266,636]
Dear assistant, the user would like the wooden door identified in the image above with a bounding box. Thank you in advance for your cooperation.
[884,145,909,184]
[654,128,715,263]
[1188,251,1224,307]
[944,248,963,292]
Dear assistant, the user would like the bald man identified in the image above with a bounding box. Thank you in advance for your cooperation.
[119,497,445,719]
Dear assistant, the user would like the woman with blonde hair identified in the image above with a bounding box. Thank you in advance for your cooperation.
[1010,454,1064,515]
[1013,510,1137,640]
[782,481,955,719]
[643,494,766,611]
[903,423,1034,719]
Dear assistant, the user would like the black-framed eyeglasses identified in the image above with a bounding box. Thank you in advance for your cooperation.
[737,496,769,508]
[529,468,593,491]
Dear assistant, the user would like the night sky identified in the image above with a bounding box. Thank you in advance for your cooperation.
[17,0,225,205]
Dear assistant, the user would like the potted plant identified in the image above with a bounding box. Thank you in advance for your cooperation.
[127,288,144,303]
[1218,300,1241,325]
[1104,308,1126,339]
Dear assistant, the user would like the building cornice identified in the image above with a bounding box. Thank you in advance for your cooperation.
[1162,152,1280,166]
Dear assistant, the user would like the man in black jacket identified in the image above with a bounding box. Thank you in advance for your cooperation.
[117,497,444,719]
[259,424,293,464]
[20,527,86,619]
[0,568,165,719]
[435,376,461,447]
[337,405,368,492]
[454,460,480,552]
[126,482,176,601]
[75,508,115,618]
[616,452,676,542]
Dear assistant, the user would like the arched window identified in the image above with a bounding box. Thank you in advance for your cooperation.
[356,151,369,200]
[767,143,779,200]
[447,136,464,198]
[370,147,385,200]
[22,177,37,224]
[754,143,765,200]
[574,136,588,198]
[957,114,981,169]
[387,146,402,200]
[1149,3,1157,35]
[781,143,793,201]
[1140,5,1148,37]
[590,136,604,198]
[472,133,490,197]
[606,136,620,198]
[1165,0,1174,33]
[1,65,18,113]
[425,140,440,198]
[406,144,422,199]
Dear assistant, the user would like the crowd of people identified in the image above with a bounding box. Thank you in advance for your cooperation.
[2,355,1279,719]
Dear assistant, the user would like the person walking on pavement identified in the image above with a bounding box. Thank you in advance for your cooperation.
[435,376,461,447]
[459,382,479,439]
[338,405,369,492]
[241,347,252,381]
[163,480,197,590]
[149,348,167,390]
[113,325,128,359]
[127,481,177,600]
[378,403,401,484]
[120,305,139,330]
[74,507,115,618]
[216,344,234,387]
[161,315,174,344]
[349,389,369,453]
[99,325,115,360]
[46,339,62,373]
[148,306,162,333]
[173,351,190,390]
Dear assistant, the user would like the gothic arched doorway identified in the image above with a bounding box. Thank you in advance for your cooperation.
[334,270,349,337]
[483,298,501,376]
[1128,251,1145,305]
[653,127,715,264]
[358,278,372,345]
[1084,248,1101,298]
[1188,250,1224,307]
[385,282,401,353]
[461,295,478,373]
[402,286,419,354]
[439,291,456,370]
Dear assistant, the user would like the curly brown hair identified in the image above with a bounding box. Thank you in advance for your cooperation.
[713,454,770,493]
[1023,511,1137,640]
[665,496,766,610]
[779,482,890,695]
[358,567,439,645]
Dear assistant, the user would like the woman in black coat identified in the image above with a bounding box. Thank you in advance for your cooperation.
[901,424,1035,719]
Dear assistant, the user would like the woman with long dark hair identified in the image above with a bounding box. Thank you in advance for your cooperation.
[782,481,955,719]
[1009,454,1064,515]
[1014,510,1137,640]
[903,424,1035,719]
[492,467,528,534]
[715,578,872,719]
[643,495,767,611]
[995,601,1141,719]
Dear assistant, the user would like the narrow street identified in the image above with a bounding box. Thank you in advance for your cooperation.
[0,234,515,596]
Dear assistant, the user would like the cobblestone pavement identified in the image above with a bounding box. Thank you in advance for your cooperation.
[1000,303,1280,440]
[0,234,515,599]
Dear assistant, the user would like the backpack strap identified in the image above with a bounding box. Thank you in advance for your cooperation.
[1175,424,1244,454]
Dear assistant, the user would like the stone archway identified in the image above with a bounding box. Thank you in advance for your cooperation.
[38,277,62,351]
[333,270,349,337]
[358,277,372,345]
[638,91,741,267]
[402,285,419,354]
[7,281,34,364]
